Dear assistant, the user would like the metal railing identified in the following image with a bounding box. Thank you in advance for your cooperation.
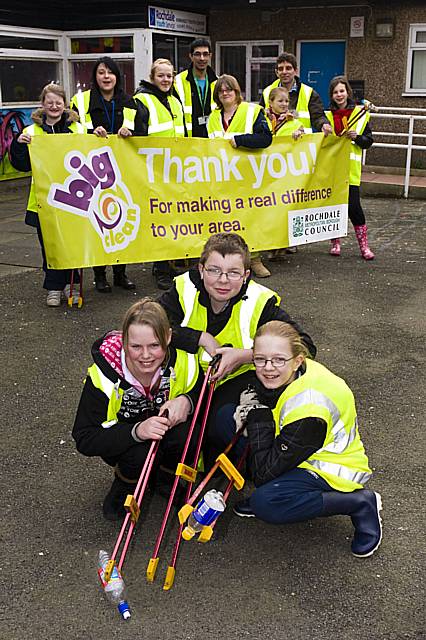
[363,107,426,198]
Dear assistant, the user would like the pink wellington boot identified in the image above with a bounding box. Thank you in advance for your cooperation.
[354,225,375,260]
[329,238,341,256]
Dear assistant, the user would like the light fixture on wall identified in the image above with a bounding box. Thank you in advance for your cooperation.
[375,21,394,38]
[249,0,257,3]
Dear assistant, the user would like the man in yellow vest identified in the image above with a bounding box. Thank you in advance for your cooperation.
[260,52,332,136]
[174,37,217,138]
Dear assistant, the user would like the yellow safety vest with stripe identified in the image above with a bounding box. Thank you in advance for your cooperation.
[272,117,304,137]
[70,89,136,132]
[325,107,370,186]
[207,102,262,139]
[134,93,185,137]
[174,71,216,137]
[272,359,371,492]
[262,80,313,133]
[87,349,199,429]
[23,121,84,213]
[175,271,281,382]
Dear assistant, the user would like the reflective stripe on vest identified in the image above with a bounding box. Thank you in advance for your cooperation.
[207,102,261,139]
[87,350,198,427]
[71,90,93,129]
[135,93,185,137]
[24,120,84,212]
[295,84,313,133]
[175,272,280,381]
[272,359,371,491]
[174,71,216,137]
[262,79,280,108]
[325,107,369,186]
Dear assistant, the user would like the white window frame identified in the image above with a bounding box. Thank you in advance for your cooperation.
[0,25,65,107]
[215,40,284,101]
[404,24,426,96]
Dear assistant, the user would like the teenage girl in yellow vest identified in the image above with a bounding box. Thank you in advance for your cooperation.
[327,76,375,260]
[10,83,84,307]
[208,75,273,279]
[220,320,382,558]
[73,298,203,521]
[134,58,187,291]
[266,86,304,261]
[71,56,144,293]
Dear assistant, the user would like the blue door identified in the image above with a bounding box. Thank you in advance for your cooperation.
[299,41,346,112]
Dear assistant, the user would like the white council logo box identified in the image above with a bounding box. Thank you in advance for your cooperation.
[288,204,348,245]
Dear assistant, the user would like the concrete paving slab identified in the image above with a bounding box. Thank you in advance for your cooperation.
[0,180,424,640]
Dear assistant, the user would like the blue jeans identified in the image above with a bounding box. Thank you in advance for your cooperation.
[249,468,333,524]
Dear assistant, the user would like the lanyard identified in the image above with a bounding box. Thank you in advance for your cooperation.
[100,96,115,133]
[193,71,208,113]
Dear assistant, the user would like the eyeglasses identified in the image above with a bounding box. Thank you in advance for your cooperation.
[203,266,244,281]
[253,356,294,368]
[192,51,211,58]
[218,88,235,95]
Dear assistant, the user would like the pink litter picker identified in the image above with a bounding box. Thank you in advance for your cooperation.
[146,353,223,589]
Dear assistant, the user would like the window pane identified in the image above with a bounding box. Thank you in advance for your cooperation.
[177,37,195,73]
[251,44,279,58]
[219,46,246,96]
[70,36,133,54]
[411,50,426,89]
[0,35,57,51]
[0,59,59,102]
[153,33,175,66]
[415,31,426,43]
[251,61,275,101]
[71,60,135,95]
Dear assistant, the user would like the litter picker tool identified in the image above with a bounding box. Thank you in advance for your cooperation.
[67,268,84,308]
[146,353,222,586]
[339,99,378,137]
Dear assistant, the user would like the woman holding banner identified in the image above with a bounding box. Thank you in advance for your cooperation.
[10,83,85,307]
[208,75,273,278]
[326,76,374,260]
[70,56,145,292]
[73,298,203,521]
[134,58,187,291]
[158,232,315,457]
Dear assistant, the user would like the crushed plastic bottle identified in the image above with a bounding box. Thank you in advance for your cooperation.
[182,489,226,540]
[98,550,131,620]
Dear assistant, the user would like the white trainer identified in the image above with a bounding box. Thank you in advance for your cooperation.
[46,290,62,307]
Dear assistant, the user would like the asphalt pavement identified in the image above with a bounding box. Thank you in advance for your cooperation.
[0,178,425,640]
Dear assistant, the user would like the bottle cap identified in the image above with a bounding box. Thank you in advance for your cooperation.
[182,526,195,541]
[118,601,131,620]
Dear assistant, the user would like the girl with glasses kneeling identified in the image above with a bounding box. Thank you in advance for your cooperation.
[227,320,382,558]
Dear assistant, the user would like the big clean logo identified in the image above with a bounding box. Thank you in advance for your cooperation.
[48,147,140,253]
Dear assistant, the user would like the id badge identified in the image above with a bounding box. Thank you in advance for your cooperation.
[198,115,208,125]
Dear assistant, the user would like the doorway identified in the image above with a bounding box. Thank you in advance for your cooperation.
[298,41,346,108]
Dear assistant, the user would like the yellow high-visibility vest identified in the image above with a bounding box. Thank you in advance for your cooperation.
[207,102,262,138]
[70,89,136,131]
[272,358,372,492]
[325,107,370,186]
[262,81,313,133]
[134,93,185,137]
[174,70,216,137]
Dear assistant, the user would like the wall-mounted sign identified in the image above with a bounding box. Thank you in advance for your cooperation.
[350,16,365,38]
[148,6,207,34]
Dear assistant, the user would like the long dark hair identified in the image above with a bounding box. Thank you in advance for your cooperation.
[91,56,122,95]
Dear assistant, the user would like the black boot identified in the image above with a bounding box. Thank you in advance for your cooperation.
[321,489,383,557]
[93,267,112,293]
[113,266,135,290]
[102,477,135,521]
[152,261,175,290]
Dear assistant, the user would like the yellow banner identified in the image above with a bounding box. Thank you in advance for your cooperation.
[30,134,350,269]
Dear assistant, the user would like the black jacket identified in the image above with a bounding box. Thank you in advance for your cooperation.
[158,268,316,358]
[173,65,217,138]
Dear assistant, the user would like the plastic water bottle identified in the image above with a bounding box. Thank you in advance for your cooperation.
[182,490,226,540]
[98,550,131,620]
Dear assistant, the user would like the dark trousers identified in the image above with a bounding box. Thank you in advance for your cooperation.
[93,264,127,280]
[102,417,201,481]
[35,218,78,290]
[348,185,366,226]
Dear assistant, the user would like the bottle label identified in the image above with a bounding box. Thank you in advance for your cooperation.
[193,498,222,526]
[98,565,121,589]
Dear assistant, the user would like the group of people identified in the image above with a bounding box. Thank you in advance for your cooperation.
[11,39,375,306]
[73,231,382,560]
